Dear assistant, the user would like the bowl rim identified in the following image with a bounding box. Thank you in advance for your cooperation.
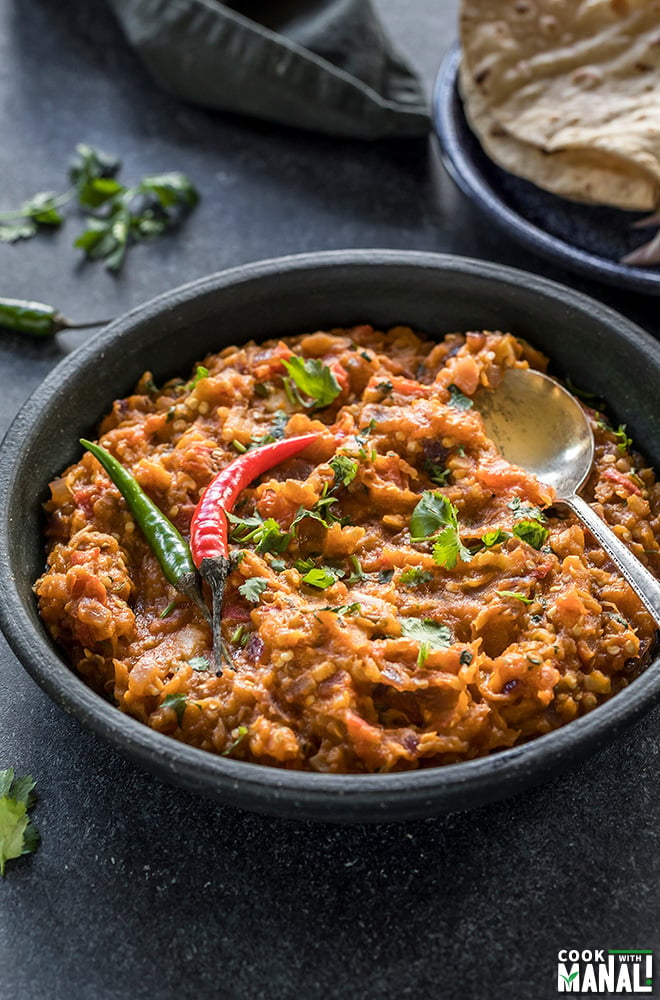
[433,42,660,297]
[1,247,659,822]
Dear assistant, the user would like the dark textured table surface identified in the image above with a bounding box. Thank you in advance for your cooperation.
[2,3,659,998]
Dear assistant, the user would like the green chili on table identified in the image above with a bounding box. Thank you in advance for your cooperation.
[0,297,109,338]
[80,438,212,630]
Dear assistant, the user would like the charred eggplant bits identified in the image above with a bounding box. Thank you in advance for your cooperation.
[34,326,660,772]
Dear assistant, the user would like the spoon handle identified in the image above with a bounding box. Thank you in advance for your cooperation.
[566,494,660,623]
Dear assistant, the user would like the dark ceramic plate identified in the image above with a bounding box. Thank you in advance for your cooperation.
[1,250,659,823]
[433,43,660,296]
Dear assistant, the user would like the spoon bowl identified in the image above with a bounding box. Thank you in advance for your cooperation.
[476,366,660,623]
[475,368,594,496]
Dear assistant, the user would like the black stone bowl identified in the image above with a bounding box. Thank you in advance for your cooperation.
[433,43,660,296]
[1,250,658,823]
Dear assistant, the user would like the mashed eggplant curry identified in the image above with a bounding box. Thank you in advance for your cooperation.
[34,327,660,772]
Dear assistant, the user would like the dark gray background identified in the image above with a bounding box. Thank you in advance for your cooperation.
[1,2,658,997]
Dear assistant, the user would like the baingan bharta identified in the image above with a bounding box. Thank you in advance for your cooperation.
[34,326,659,772]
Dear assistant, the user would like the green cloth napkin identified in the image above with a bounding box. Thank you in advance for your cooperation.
[106,0,430,138]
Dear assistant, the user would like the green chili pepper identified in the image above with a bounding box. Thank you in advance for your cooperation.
[0,297,109,337]
[80,438,209,621]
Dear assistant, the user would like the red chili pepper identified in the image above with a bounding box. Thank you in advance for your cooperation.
[191,432,319,669]
[602,467,642,497]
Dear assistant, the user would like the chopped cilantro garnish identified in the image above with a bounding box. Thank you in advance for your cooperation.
[292,495,347,530]
[0,768,39,877]
[251,410,288,447]
[459,650,473,666]
[222,726,249,757]
[302,567,337,589]
[447,384,473,411]
[379,568,394,584]
[400,567,434,587]
[400,617,452,650]
[294,558,316,574]
[320,603,361,616]
[347,554,365,583]
[162,692,187,724]
[282,356,341,409]
[417,641,430,668]
[498,590,533,604]
[329,455,358,488]
[253,382,270,398]
[187,365,209,391]
[376,380,393,395]
[227,512,291,555]
[424,458,451,486]
[270,558,286,572]
[231,625,250,647]
[254,520,291,555]
[614,424,632,453]
[509,497,546,523]
[189,656,210,671]
[481,528,511,548]
[239,577,269,603]
[410,491,472,570]
[512,520,549,550]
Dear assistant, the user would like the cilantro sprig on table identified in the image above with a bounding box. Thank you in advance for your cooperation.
[0,768,40,876]
[0,143,198,271]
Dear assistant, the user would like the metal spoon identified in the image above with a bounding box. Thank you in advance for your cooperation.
[475,367,660,622]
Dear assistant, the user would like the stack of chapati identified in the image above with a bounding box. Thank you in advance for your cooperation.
[459,0,660,262]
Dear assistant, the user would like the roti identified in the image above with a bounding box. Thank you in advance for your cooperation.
[459,0,660,210]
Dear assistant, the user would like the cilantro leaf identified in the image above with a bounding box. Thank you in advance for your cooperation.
[138,172,199,212]
[347,554,365,583]
[254,519,291,555]
[447,384,473,411]
[432,531,473,570]
[292,495,347,530]
[417,641,430,668]
[0,768,39,876]
[614,424,633,453]
[400,617,452,650]
[239,577,269,603]
[498,590,533,604]
[281,357,341,409]
[250,410,288,447]
[74,163,198,272]
[481,528,511,548]
[330,455,358,488]
[302,567,337,589]
[0,221,38,243]
[187,365,209,391]
[189,656,210,672]
[320,603,361,616]
[410,491,472,570]
[410,491,453,540]
[400,567,434,587]
[162,692,187,725]
[512,520,549,550]
[424,458,451,486]
[69,143,121,188]
[227,511,291,555]
[22,191,64,226]
[509,497,546,523]
[222,726,249,757]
